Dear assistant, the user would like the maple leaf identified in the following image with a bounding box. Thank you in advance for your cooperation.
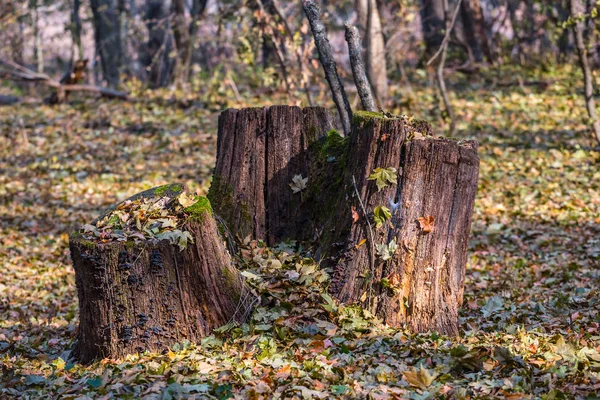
[417,215,435,233]
[376,239,398,261]
[403,365,437,389]
[274,364,291,380]
[368,167,397,191]
[373,205,392,228]
[289,174,308,193]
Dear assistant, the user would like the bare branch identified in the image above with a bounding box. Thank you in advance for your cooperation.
[302,0,352,134]
[345,23,377,112]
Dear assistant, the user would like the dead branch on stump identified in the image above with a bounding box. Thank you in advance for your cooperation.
[302,0,352,135]
[344,23,377,112]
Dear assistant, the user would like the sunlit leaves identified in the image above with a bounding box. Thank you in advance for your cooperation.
[368,167,397,191]
[373,205,392,228]
[376,239,398,261]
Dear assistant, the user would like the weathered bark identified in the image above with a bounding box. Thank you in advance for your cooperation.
[208,106,335,245]
[210,108,479,335]
[345,23,377,112]
[570,0,600,144]
[303,0,353,135]
[90,0,122,89]
[70,185,255,363]
[365,0,388,106]
[327,113,479,335]
[71,0,83,61]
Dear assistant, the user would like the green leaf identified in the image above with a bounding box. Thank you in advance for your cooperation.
[368,167,397,191]
[373,205,392,228]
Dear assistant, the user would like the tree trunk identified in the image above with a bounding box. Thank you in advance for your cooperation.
[420,0,445,59]
[71,0,83,61]
[90,0,122,88]
[30,0,44,74]
[172,0,191,85]
[70,185,255,363]
[209,108,479,335]
[570,0,600,144]
[208,106,335,245]
[142,0,175,88]
[365,0,388,106]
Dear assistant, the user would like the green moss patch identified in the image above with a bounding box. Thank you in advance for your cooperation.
[184,196,213,220]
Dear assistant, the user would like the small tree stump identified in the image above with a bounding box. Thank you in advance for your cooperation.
[70,184,255,363]
[208,105,334,245]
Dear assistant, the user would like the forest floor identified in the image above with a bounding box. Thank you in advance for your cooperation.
[1,65,599,399]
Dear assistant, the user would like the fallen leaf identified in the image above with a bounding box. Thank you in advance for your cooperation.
[403,365,437,389]
[417,215,435,233]
[178,192,199,208]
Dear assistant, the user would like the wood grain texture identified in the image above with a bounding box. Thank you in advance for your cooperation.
[329,115,479,335]
[209,106,334,245]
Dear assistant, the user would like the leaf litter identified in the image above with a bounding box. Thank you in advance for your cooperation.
[1,66,600,398]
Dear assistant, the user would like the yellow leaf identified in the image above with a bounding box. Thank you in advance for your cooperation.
[360,291,367,302]
[355,238,367,249]
[178,192,198,208]
[403,365,436,389]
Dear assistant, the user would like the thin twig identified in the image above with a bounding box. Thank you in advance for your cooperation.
[352,175,375,304]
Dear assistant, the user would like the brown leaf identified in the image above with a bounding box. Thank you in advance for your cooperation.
[387,271,401,287]
[403,365,437,389]
[274,364,291,380]
[351,206,359,223]
[417,215,435,233]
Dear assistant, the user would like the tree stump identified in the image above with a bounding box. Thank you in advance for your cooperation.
[208,105,335,245]
[327,113,479,335]
[70,184,255,363]
[210,108,479,336]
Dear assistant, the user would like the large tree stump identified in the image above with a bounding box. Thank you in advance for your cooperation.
[327,113,479,335]
[70,184,255,363]
[209,108,479,336]
[208,105,335,245]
